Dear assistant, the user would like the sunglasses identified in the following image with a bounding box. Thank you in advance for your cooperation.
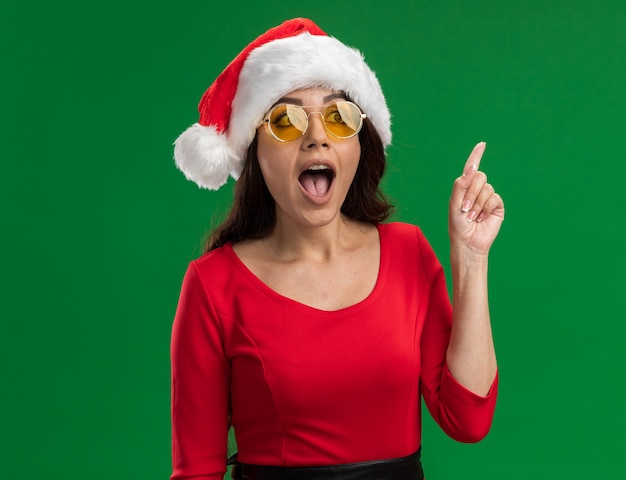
[261,101,366,142]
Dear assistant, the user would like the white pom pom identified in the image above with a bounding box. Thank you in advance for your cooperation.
[173,123,243,190]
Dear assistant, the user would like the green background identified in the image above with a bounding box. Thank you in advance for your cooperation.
[2,0,624,478]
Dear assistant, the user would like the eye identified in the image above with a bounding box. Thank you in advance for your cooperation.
[326,108,345,124]
[272,112,293,127]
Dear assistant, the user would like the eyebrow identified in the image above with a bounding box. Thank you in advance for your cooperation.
[274,92,347,106]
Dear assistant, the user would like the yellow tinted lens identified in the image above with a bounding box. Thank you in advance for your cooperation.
[324,102,363,138]
[268,105,308,141]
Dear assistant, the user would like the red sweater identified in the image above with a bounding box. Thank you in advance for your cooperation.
[170,222,497,479]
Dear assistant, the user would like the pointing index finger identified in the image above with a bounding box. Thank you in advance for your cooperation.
[463,141,486,176]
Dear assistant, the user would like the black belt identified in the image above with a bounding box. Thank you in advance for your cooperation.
[229,449,424,480]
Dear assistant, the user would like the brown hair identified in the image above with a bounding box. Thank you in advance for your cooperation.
[204,118,393,252]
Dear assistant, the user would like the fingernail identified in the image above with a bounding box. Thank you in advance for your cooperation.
[464,163,476,177]
[462,199,472,212]
[466,211,477,223]
[476,212,484,223]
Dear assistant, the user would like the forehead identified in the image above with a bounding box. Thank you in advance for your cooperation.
[275,87,346,106]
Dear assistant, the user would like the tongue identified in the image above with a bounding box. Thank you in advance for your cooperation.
[300,172,330,196]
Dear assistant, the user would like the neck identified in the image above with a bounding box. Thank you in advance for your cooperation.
[264,213,361,262]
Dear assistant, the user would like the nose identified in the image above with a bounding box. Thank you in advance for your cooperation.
[302,111,330,149]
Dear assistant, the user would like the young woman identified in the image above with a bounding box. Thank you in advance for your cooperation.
[171,18,504,480]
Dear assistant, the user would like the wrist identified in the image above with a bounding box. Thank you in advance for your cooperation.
[450,245,489,296]
[450,243,490,267]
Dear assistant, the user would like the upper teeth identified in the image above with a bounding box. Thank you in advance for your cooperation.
[308,165,329,171]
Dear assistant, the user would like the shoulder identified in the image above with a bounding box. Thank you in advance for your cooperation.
[179,244,258,316]
[192,244,237,272]
[378,221,428,248]
[379,222,443,278]
[183,244,243,292]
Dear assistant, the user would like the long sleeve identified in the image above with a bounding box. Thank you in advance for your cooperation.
[416,228,498,443]
[170,262,230,480]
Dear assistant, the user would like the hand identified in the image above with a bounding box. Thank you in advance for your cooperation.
[449,142,505,256]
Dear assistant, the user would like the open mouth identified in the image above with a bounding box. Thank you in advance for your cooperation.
[298,165,335,197]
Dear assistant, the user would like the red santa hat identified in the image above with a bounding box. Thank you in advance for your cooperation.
[174,18,391,190]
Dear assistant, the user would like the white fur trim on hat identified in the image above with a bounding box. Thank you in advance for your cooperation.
[229,33,391,164]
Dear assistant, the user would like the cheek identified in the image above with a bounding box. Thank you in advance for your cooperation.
[256,142,291,200]
[256,138,278,179]
[341,140,362,180]
[257,154,280,183]
[352,143,362,170]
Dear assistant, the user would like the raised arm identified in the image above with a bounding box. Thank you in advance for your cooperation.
[446,142,505,396]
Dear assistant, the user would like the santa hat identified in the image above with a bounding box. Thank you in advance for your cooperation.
[174,18,391,190]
